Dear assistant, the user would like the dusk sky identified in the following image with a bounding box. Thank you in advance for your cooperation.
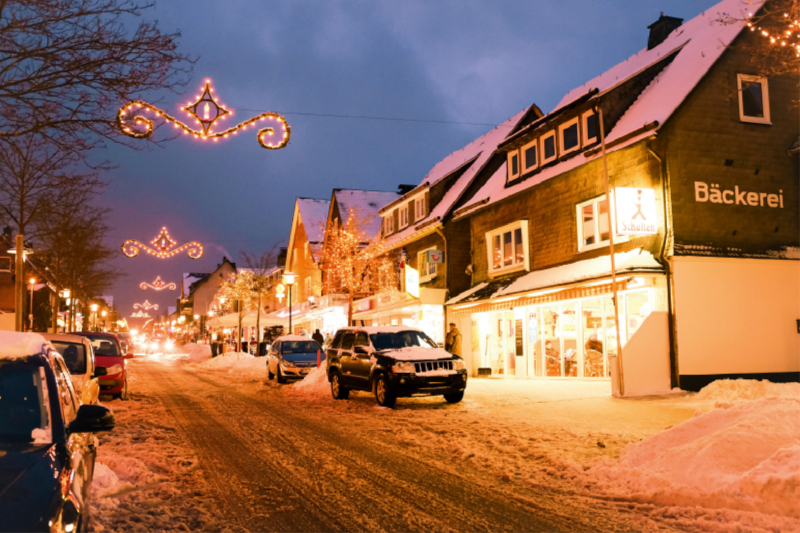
[105,0,717,325]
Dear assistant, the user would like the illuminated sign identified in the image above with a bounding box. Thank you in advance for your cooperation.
[694,181,784,208]
[614,187,657,235]
[426,250,444,264]
[405,266,420,298]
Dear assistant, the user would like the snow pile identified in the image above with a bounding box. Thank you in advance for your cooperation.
[0,331,48,359]
[584,384,800,521]
[195,351,265,374]
[91,461,133,498]
[287,360,330,400]
[694,378,800,404]
[384,347,453,361]
[187,344,211,362]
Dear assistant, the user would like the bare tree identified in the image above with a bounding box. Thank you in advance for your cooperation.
[240,247,279,343]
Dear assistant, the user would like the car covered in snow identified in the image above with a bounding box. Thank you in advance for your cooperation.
[326,326,467,408]
[267,336,324,384]
[70,332,132,400]
[0,331,115,533]
[41,333,106,405]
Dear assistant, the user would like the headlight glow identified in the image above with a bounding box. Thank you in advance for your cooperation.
[280,360,295,368]
[452,359,466,370]
[393,361,415,373]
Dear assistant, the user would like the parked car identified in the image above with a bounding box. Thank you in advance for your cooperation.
[70,332,131,400]
[326,326,467,408]
[267,336,324,384]
[0,331,115,533]
[41,333,106,405]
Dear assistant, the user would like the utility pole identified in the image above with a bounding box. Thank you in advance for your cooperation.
[14,235,24,332]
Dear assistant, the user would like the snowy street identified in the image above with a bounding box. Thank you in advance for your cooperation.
[90,351,800,533]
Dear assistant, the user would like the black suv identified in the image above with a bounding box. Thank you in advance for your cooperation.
[326,326,467,408]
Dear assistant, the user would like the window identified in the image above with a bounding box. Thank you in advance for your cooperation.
[415,196,427,220]
[383,213,395,235]
[737,74,770,124]
[507,150,520,181]
[521,138,538,174]
[541,131,557,165]
[304,277,310,299]
[354,331,369,346]
[582,110,598,145]
[399,205,409,228]
[559,117,580,155]
[576,194,627,252]
[486,220,529,275]
[340,333,355,351]
[0,257,10,272]
[418,248,438,282]
[304,242,309,259]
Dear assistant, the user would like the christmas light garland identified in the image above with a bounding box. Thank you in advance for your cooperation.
[122,227,204,259]
[134,300,159,311]
[746,7,800,58]
[131,311,151,318]
[140,276,177,291]
[117,79,291,150]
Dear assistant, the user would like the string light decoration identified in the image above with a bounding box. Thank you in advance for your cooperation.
[140,276,177,291]
[116,79,291,150]
[134,300,159,311]
[746,8,800,58]
[131,311,151,318]
[122,227,204,259]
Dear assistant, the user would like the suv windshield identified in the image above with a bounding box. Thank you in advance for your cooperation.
[369,331,438,351]
[281,341,320,354]
[0,362,51,444]
[86,336,120,357]
[51,342,87,375]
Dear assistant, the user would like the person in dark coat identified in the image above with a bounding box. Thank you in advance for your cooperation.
[312,329,324,346]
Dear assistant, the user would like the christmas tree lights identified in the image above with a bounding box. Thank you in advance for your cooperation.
[134,300,158,311]
[140,276,177,291]
[122,227,203,259]
[746,7,800,57]
[117,79,291,150]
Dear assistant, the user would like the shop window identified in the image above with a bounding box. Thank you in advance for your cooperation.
[576,194,625,252]
[521,138,538,174]
[737,74,770,125]
[399,205,409,229]
[582,110,599,145]
[541,131,557,165]
[559,117,580,156]
[486,220,529,275]
[415,195,427,220]
[507,150,520,181]
[418,248,438,282]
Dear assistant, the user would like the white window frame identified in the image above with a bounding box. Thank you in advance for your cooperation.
[418,247,438,283]
[507,150,520,181]
[576,193,628,252]
[540,130,557,165]
[737,74,771,125]
[558,117,581,156]
[485,220,530,277]
[582,109,598,145]
[521,137,539,174]
[383,213,395,235]
[415,195,427,221]
[399,204,409,229]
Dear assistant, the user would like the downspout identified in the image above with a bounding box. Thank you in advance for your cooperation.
[434,225,448,344]
[647,140,679,389]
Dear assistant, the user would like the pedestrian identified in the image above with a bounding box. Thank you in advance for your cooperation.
[312,328,324,346]
[445,322,462,356]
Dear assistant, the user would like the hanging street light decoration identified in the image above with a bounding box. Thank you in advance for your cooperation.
[140,276,177,291]
[131,311,151,318]
[133,300,159,311]
[122,227,204,259]
[117,79,291,150]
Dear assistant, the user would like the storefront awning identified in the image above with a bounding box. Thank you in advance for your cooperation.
[448,248,663,307]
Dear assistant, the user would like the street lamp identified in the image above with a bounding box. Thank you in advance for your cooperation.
[28,278,36,331]
[90,303,99,332]
[282,271,298,335]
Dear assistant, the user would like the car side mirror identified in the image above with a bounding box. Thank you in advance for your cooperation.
[93,367,107,378]
[354,346,368,356]
[67,404,115,434]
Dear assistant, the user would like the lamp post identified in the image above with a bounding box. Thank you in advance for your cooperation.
[282,272,298,335]
[90,303,99,332]
[28,278,36,331]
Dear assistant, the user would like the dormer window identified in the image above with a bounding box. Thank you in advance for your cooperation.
[415,195,427,220]
[383,213,395,235]
[521,138,538,174]
[582,110,598,145]
[541,131,557,165]
[399,204,409,228]
[508,150,520,181]
[559,117,580,156]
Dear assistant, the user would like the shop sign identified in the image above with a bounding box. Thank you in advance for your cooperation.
[358,299,371,311]
[405,266,420,298]
[426,250,444,264]
[694,181,785,208]
[614,187,657,235]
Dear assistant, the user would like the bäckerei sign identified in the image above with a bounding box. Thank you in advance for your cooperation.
[614,187,657,235]
[694,181,785,208]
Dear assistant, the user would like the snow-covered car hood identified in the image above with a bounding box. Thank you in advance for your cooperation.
[377,347,453,361]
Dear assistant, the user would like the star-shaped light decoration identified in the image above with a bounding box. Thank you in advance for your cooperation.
[182,80,231,135]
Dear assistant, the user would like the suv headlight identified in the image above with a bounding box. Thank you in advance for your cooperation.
[452,359,466,370]
[281,360,295,368]
[393,361,415,373]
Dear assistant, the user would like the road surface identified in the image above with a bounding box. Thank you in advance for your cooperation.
[128,356,671,533]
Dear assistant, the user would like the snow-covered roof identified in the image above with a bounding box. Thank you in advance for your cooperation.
[297,198,330,243]
[334,189,400,238]
[0,331,49,359]
[183,272,208,295]
[385,107,531,246]
[447,248,663,305]
[455,0,747,219]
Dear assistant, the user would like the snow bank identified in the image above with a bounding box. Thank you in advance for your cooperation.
[584,382,800,521]
[287,360,331,400]
[187,344,211,362]
[0,331,48,359]
[91,461,133,498]
[195,351,265,374]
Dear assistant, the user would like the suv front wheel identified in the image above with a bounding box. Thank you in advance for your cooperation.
[444,390,464,404]
[330,371,350,400]
[373,373,396,408]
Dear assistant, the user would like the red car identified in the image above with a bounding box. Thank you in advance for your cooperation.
[71,332,133,400]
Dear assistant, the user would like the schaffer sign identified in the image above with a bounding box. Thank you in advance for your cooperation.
[614,187,657,235]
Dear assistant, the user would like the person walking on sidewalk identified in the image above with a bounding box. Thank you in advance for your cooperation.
[445,323,462,357]
[312,328,324,346]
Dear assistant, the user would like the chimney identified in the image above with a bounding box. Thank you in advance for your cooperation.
[647,12,683,50]
[397,184,416,195]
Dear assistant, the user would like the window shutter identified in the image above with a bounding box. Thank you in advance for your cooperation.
[408,200,415,225]
[393,209,399,231]
[424,191,430,217]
